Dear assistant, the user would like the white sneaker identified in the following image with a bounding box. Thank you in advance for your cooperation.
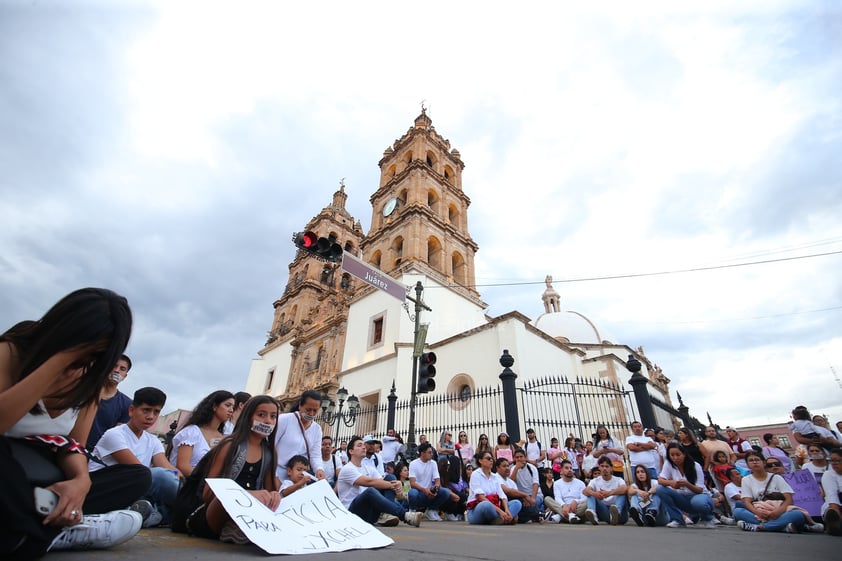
[445,513,461,521]
[666,520,682,528]
[424,509,442,521]
[584,510,598,525]
[550,514,562,524]
[49,510,142,551]
[806,523,824,533]
[719,516,735,525]
[403,511,422,527]
[376,513,400,527]
[695,519,717,529]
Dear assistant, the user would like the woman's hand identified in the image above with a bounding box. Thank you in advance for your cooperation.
[250,490,282,511]
[498,508,512,524]
[44,476,91,527]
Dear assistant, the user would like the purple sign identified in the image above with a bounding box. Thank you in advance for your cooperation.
[784,470,823,517]
[341,252,406,302]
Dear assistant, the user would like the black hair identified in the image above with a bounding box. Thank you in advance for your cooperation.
[597,456,613,467]
[633,464,653,490]
[208,395,280,482]
[560,459,572,468]
[1,288,132,413]
[347,435,363,453]
[494,457,509,471]
[417,442,432,454]
[133,386,166,407]
[762,433,774,444]
[665,442,698,485]
[234,391,252,408]
[120,354,132,371]
[791,405,810,421]
[593,424,614,449]
[322,435,333,443]
[184,390,235,431]
[287,454,310,469]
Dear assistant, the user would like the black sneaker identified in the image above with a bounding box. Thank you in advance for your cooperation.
[629,508,644,527]
[129,500,153,524]
[644,510,658,527]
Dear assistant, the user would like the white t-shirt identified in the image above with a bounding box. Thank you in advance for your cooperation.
[409,457,439,488]
[658,461,706,496]
[168,424,211,468]
[380,436,401,464]
[362,453,385,476]
[821,469,842,511]
[90,423,163,472]
[4,400,79,438]
[801,461,828,484]
[553,477,586,505]
[525,440,545,468]
[740,473,793,500]
[467,469,506,504]
[723,482,742,513]
[337,461,381,508]
[586,475,625,505]
[625,434,658,470]
[274,412,323,477]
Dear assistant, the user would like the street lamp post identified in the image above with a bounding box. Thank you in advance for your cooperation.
[321,387,360,442]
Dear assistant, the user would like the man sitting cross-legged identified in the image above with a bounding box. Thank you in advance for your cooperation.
[336,436,422,527]
[408,442,452,521]
[584,456,629,526]
[545,460,588,523]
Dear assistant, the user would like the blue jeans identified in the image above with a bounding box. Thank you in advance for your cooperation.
[146,467,179,524]
[655,486,713,523]
[466,499,522,524]
[630,493,668,526]
[408,487,451,511]
[348,487,406,524]
[733,507,806,532]
[586,495,628,524]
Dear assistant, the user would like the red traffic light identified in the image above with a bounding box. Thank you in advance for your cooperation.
[292,231,344,263]
[299,231,318,249]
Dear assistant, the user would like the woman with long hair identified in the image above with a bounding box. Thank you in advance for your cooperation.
[437,430,455,456]
[394,461,411,508]
[466,452,516,525]
[455,430,473,465]
[628,465,665,527]
[475,433,493,464]
[761,434,793,473]
[495,432,515,462]
[172,395,281,543]
[274,390,325,480]
[1,288,147,557]
[655,442,715,528]
[168,390,235,476]
[677,427,704,467]
[438,455,467,520]
[592,425,624,477]
[733,450,808,533]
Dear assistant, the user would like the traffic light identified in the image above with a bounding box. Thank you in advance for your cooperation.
[292,231,343,262]
[417,352,437,394]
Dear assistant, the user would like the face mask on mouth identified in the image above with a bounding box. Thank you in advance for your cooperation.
[110,372,126,384]
[299,412,317,422]
[251,421,274,436]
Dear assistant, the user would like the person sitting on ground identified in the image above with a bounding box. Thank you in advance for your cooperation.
[764,455,823,531]
[495,432,515,462]
[510,448,543,523]
[821,448,842,536]
[409,442,451,521]
[710,450,737,491]
[85,354,133,452]
[320,436,340,490]
[801,443,830,485]
[465,452,517,525]
[437,455,467,521]
[761,433,793,473]
[545,460,587,524]
[222,392,251,435]
[495,457,528,523]
[1,288,146,558]
[455,430,474,466]
[90,387,180,528]
[625,421,659,480]
[583,456,628,526]
[655,442,716,529]
[172,395,282,544]
[280,455,312,498]
[394,461,410,507]
[539,468,558,519]
[628,464,665,527]
[734,450,807,533]
[723,468,743,517]
[168,390,234,477]
[361,435,385,477]
[336,436,421,528]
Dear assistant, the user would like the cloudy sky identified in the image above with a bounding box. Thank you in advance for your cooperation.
[2,0,840,429]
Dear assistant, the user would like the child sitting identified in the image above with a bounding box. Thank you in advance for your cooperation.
[281,455,313,497]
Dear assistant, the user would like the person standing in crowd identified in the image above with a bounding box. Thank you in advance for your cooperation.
[700,425,736,474]
[625,421,659,479]
[169,390,234,477]
[495,432,515,462]
[274,390,325,480]
[437,430,456,457]
[656,442,715,528]
[761,433,793,473]
[456,430,474,465]
[584,457,628,526]
[592,425,625,478]
[85,354,133,452]
[725,426,753,471]
[475,434,493,465]
[1,288,146,558]
[222,392,251,435]
[524,428,547,475]
[380,428,402,464]
[677,427,704,467]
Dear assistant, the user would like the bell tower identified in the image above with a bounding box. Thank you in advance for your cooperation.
[361,110,481,302]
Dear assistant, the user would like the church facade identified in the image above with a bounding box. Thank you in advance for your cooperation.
[244,112,677,441]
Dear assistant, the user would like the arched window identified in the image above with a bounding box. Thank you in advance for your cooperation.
[371,250,382,269]
[443,165,454,183]
[392,236,404,269]
[428,236,443,271]
[452,252,466,285]
[425,150,436,169]
[448,204,459,227]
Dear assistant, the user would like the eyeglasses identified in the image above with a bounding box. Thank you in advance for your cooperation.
[765,462,783,468]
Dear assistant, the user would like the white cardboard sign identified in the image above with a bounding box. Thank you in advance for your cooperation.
[205,478,394,554]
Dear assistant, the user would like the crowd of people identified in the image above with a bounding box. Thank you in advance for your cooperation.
[2,289,841,559]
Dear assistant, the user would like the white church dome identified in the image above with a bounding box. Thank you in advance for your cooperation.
[532,275,615,344]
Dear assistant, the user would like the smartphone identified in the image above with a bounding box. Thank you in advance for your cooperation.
[34,487,59,517]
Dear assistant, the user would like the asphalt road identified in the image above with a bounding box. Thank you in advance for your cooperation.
[45,520,837,561]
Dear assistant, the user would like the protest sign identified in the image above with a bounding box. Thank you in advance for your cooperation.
[783,470,823,517]
[205,478,394,554]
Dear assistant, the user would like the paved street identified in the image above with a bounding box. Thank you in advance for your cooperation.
[45,521,836,561]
